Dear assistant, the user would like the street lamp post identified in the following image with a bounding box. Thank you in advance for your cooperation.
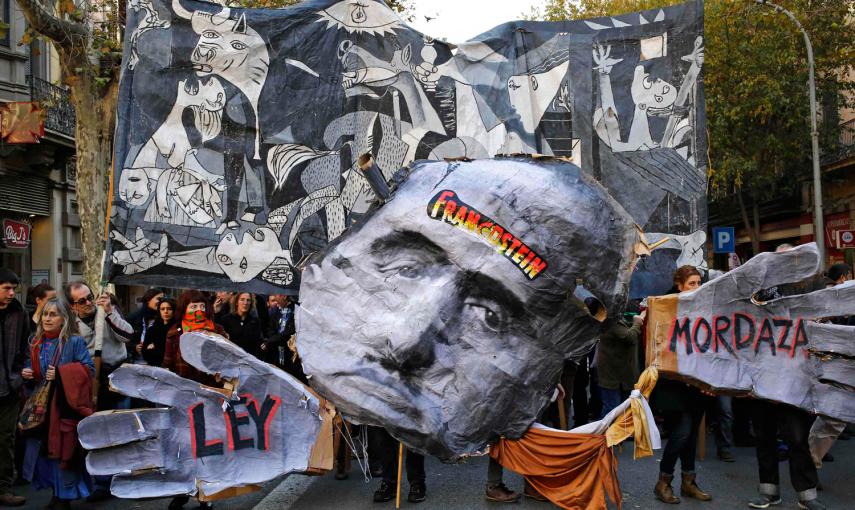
[755,0,825,266]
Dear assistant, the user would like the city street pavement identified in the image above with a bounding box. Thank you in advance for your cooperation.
[275,434,855,510]
[14,433,855,509]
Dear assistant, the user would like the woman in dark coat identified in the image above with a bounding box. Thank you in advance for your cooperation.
[218,292,264,359]
[652,265,713,504]
[127,288,164,364]
[140,297,176,367]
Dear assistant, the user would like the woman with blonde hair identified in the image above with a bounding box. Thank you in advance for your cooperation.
[20,298,94,510]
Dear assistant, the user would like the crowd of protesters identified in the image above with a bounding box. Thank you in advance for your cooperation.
[0,272,298,510]
[0,243,851,509]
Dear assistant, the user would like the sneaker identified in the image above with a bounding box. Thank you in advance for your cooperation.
[408,480,426,503]
[0,493,25,507]
[373,480,396,503]
[485,483,521,503]
[798,500,827,510]
[748,495,782,508]
[718,448,736,462]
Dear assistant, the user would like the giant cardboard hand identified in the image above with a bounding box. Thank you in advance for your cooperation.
[646,243,855,422]
[78,331,334,499]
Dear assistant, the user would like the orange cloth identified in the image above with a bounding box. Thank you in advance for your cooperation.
[490,428,621,510]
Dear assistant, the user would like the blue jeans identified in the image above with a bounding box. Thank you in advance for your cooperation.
[599,388,624,419]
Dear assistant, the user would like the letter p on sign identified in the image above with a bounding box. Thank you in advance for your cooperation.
[712,227,735,254]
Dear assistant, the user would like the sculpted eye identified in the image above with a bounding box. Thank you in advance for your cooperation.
[529,75,539,91]
[378,260,427,279]
[217,254,233,266]
[231,41,248,51]
[642,75,653,89]
[202,30,220,39]
[463,298,509,333]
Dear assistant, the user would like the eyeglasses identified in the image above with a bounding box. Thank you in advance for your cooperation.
[73,294,94,306]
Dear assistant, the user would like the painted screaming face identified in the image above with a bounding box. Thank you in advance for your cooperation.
[215,227,284,283]
[297,159,640,459]
[118,168,152,206]
[631,65,677,113]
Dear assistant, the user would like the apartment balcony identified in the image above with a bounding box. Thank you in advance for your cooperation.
[25,75,76,138]
[822,118,855,171]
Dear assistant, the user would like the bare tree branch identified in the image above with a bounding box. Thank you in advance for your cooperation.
[17,0,88,50]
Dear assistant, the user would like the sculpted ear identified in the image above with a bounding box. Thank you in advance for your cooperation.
[401,44,412,66]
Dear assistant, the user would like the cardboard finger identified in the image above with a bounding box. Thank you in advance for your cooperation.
[720,243,820,300]
[109,364,228,407]
[779,281,855,320]
[86,437,166,475]
[818,358,855,392]
[806,322,855,357]
[812,381,855,424]
[180,331,273,380]
[78,408,168,449]
[110,470,196,499]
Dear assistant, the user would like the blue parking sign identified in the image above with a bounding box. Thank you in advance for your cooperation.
[712,227,736,253]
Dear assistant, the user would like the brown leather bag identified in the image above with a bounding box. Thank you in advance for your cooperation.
[18,339,64,431]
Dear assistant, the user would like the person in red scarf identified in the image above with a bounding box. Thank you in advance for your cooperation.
[162,290,227,387]
[20,298,94,510]
[162,290,227,510]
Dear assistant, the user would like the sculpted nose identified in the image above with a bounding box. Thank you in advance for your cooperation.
[380,330,437,375]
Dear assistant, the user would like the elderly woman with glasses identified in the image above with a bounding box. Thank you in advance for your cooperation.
[20,298,94,510]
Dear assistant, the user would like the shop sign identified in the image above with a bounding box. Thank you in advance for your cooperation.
[2,219,31,248]
[836,229,855,249]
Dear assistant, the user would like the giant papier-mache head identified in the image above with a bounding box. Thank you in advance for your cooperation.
[297,158,641,460]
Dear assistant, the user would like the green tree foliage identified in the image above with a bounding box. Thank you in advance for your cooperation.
[529,0,854,249]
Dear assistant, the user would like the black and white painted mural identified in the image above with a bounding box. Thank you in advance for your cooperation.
[106,0,706,296]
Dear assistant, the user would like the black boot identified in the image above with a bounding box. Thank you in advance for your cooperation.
[408,480,426,503]
[373,480,396,503]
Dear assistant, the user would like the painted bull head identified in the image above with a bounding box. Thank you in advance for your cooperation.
[172,0,268,159]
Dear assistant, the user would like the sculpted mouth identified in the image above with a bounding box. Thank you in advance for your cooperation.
[193,63,213,73]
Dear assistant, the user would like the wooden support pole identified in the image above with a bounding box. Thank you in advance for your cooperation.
[395,442,404,508]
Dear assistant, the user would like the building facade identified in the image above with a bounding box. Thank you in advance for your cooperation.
[0,1,81,308]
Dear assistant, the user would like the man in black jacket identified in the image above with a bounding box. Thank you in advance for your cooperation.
[0,268,28,506]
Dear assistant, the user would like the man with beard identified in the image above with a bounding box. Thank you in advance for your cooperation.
[63,281,134,502]
[297,158,640,463]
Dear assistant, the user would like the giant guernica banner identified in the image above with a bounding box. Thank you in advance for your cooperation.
[106,0,706,295]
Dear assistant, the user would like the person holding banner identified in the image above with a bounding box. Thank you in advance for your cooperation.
[747,244,825,510]
[652,265,712,504]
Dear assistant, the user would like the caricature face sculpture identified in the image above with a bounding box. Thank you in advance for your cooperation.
[297,159,640,459]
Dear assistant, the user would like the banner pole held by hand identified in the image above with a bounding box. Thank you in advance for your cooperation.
[396,442,403,508]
